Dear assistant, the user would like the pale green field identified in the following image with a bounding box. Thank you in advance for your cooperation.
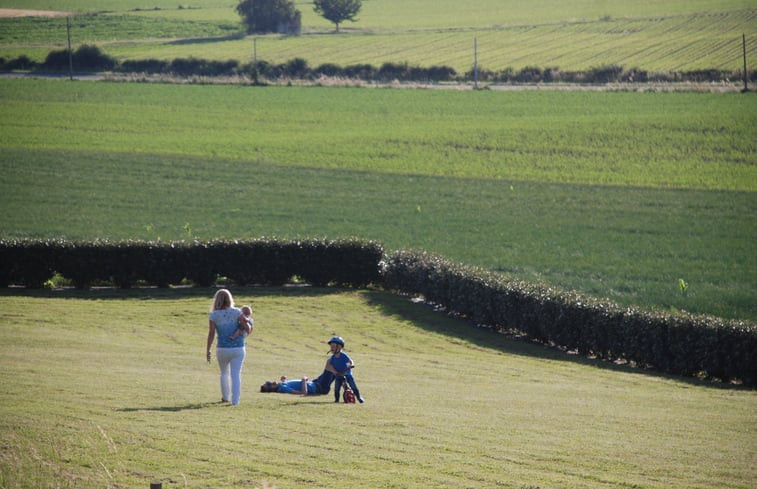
[0,0,754,72]
[1,0,753,26]
[101,10,756,72]
[0,289,755,489]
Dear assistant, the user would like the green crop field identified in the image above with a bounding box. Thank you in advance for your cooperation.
[1,78,755,321]
[1,288,755,489]
[0,0,754,72]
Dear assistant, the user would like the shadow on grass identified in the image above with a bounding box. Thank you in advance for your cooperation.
[164,33,246,45]
[269,397,337,406]
[2,285,750,390]
[116,401,230,412]
[359,289,753,391]
[0,285,347,301]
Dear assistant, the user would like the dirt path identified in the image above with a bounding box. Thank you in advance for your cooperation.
[0,9,70,18]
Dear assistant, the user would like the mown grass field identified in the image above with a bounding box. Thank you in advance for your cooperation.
[0,78,755,321]
[0,0,754,72]
[0,288,755,489]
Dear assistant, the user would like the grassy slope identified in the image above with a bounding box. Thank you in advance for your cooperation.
[1,80,754,191]
[0,79,755,320]
[0,1,754,71]
[0,289,755,489]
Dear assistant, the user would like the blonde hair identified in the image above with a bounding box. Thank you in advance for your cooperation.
[211,289,234,312]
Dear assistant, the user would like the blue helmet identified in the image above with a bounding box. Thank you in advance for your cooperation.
[328,336,345,347]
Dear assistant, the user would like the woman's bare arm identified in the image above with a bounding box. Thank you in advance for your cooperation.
[206,320,216,362]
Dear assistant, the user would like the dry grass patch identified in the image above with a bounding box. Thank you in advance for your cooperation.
[0,9,70,18]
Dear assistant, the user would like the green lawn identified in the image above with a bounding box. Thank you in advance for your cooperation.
[1,79,755,320]
[0,288,754,488]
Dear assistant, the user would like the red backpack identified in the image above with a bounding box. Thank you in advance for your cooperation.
[342,383,356,403]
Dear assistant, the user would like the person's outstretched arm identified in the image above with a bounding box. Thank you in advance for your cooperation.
[206,321,216,363]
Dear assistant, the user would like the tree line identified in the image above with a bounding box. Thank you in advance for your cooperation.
[237,0,362,34]
[3,45,753,86]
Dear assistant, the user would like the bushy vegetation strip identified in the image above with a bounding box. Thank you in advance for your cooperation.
[2,45,754,84]
[0,238,383,289]
[2,239,754,385]
[381,250,757,386]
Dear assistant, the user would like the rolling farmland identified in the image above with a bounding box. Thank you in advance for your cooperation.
[1,79,755,320]
[0,1,754,73]
[0,3,756,489]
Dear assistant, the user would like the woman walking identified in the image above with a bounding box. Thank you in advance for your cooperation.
[206,289,251,405]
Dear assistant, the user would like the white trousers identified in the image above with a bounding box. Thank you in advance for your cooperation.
[216,347,246,405]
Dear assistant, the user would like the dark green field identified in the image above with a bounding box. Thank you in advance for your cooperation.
[1,79,755,320]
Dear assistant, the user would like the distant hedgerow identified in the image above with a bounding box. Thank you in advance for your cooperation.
[0,44,753,84]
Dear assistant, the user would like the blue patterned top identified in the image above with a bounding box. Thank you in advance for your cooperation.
[209,307,244,348]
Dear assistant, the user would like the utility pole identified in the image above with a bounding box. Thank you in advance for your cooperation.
[474,38,478,89]
[66,16,73,80]
[252,37,258,84]
[743,33,748,92]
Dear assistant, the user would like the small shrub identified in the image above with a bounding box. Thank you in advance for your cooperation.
[314,62,341,77]
[4,55,36,71]
[514,66,543,83]
[377,61,410,81]
[73,44,116,71]
[342,63,375,79]
[282,57,309,78]
[119,58,169,74]
[41,49,70,71]
[586,64,623,83]
[44,272,71,289]
[41,45,116,72]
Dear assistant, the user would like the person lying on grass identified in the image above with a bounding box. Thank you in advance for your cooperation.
[260,370,335,396]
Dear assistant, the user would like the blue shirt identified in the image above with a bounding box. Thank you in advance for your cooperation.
[209,307,244,348]
[277,379,318,395]
[329,352,353,376]
[277,371,334,395]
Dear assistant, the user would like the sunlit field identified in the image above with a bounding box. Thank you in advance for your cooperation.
[1,79,755,320]
[0,0,754,72]
[1,3,755,488]
[0,288,755,488]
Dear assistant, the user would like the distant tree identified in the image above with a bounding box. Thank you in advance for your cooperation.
[313,0,361,32]
[236,0,301,34]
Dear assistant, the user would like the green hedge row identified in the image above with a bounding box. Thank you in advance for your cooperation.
[381,250,757,386]
[0,238,383,289]
[3,45,755,84]
[2,240,754,385]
